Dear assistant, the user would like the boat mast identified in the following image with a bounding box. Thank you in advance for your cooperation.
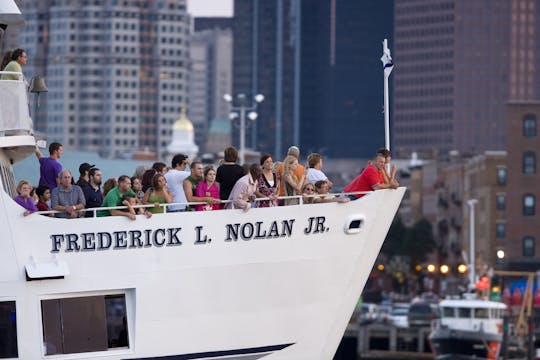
[381,39,394,152]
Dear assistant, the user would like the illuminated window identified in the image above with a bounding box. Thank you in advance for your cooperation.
[497,167,507,185]
[523,194,535,216]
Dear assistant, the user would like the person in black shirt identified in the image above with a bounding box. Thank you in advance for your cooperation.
[216,146,245,203]
[82,168,103,217]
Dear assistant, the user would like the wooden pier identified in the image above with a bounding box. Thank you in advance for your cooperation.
[339,323,434,359]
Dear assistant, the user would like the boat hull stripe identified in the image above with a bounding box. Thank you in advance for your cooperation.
[129,343,294,359]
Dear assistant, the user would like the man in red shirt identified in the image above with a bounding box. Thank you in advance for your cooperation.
[344,153,398,198]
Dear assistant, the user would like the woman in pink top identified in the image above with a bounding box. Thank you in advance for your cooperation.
[195,166,220,211]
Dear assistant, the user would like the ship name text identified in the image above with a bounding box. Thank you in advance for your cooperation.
[49,216,329,253]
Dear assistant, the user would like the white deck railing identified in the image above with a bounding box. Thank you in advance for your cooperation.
[0,74,33,135]
[31,191,371,218]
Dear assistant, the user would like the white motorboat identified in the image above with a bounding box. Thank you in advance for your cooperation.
[429,297,507,360]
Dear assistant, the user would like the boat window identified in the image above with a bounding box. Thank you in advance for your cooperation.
[442,307,455,318]
[474,308,489,319]
[0,301,18,358]
[41,294,128,355]
[457,307,471,318]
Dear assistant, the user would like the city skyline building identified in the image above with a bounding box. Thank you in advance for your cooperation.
[189,20,233,154]
[18,0,191,160]
[393,0,539,159]
[233,0,393,160]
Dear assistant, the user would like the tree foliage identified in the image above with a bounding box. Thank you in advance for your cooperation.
[382,217,436,267]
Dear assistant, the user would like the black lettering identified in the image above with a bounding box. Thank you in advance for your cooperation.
[241,222,254,240]
[254,221,267,239]
[167,227,182,246]
[97,232,112,250]
[281,219,295,237]
[153,228,166,246]
[314,217,326,233]
[114,231,128,249]
[304,217,315,234]
[66,233,80,252]
[129,230,143,248]
[225,223,240,241]
[50,234,64,253]
[268,221,280,238]
[144,229,152,247]
[81,233,95,251]
[194,226,207,244]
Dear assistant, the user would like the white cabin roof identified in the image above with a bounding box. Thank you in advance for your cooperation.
[439,299,506,310]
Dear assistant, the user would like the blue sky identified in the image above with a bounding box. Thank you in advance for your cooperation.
[187,0,233,17]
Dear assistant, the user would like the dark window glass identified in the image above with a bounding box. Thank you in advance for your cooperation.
[523,114,537,137]
[523,236,535,257]
[42,294,128,355]
[0,301,18,358]
[497,167,506,185]
[496,194,506,211]
[523,151,536,175]
[523,194,535,216]
[496,223,505,239]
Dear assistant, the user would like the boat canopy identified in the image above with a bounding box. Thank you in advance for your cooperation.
[0,0,25,29]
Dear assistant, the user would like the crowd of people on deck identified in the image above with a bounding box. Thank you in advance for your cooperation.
[13,141,399,219]
[4,48,399,218]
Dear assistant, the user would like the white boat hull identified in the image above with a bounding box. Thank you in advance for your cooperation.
[0,185,405,359]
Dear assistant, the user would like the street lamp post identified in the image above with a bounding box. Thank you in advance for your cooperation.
[467,199,478,290]
[223,93,264,165]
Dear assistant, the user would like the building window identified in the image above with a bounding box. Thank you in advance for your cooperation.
[496,222,506,239]
[496,193,506,211]
[523,151,536,175]
[497,167,507,185]
[523,236,535,257]
[41,294,128,355]
[523,194,535,216]
[0,301,18,358]
[523,114,537,137]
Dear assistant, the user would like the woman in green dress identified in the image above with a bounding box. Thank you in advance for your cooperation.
[142,174,172,214]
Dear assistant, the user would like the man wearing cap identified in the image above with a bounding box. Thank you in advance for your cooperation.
[76,162,95,188]
[82,168,103,217]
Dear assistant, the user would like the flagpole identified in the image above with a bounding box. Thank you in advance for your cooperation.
[381,39,393,152]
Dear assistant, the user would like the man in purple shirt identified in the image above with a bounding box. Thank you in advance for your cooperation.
[35,142,63,191]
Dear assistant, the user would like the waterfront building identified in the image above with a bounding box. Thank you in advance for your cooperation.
[504,102,540,270]
[18,0,190,160]
[233,0,393,159]
[460,151,507,270]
